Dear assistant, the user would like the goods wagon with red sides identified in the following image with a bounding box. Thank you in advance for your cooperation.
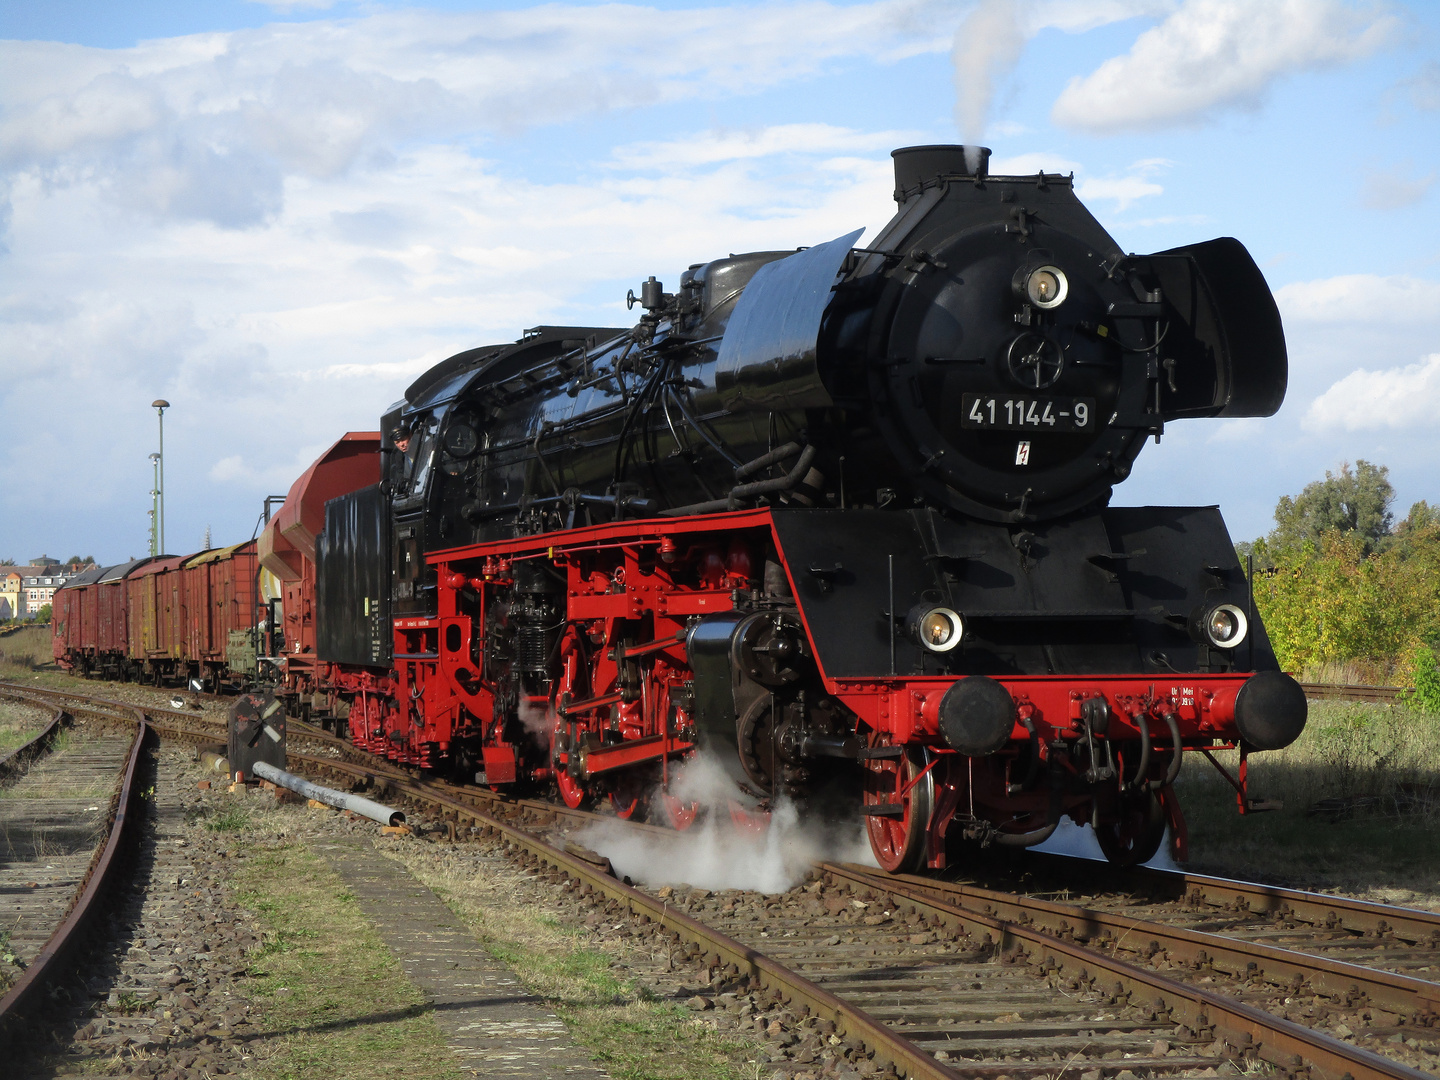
[51,565,105,670]
[53,558,151,679]
[95,559,150,679]
[126,556,187,685]
[180,541,261,690]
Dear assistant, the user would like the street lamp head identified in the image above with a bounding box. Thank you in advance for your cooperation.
[152,399,169,410]
[149,452,161,462]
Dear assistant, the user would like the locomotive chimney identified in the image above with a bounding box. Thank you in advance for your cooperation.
[891,144,990,198]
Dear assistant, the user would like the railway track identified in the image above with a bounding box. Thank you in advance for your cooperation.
[4,679,1435,1079]
[1298,683,1406,703]
[0,698,151,1051]
[967,853,1440,981]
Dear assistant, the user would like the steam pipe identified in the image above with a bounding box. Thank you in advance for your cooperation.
[1146,710,1184,793]
[660,443,818,516]
[734,441,801,480]
[993,767,1063,846]
[728,445,817,506]
[991,818,1059,847]
[1126,712,1151,792]
[250,761,406,827]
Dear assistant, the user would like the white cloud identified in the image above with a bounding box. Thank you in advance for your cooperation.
[1075,157,1170,210]
[1304,354,1440,432]
[606,124,915,171]
[1362,165,1436,210]
[1207,417,1267,443]
[0,124,905,558]
[0,2,954,230]
[987,152,1170,211]
[1051,0,1398,134]
[1274,274,1440,324]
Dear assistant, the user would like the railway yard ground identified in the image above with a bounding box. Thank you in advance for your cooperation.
[1171,701,1440,909]
[0,633,1436,1080]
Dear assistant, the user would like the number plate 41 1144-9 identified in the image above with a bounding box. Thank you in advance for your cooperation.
[960,393,1096,432]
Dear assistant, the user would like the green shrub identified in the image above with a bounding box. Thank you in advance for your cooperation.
[1405,646,1440,713]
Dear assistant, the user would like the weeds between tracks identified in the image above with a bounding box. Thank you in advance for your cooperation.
[378,841,760,1080]
[216,793,761,1080]
[1175,700,1440,903]
[233,839,467,1080]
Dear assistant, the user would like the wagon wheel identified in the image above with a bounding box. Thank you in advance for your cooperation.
[863,744,934,874]
[658,792,700,831]
[1095,789,1166,867]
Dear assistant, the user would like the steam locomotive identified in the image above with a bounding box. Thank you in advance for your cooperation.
[64,144,1307,873]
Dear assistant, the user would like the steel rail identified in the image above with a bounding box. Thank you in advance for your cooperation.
[826,862,1431,1080]
[0,713,151,1050]
[1299,683,1405,703]
[0,705,68,780]
[1136,867,1440,947]
[852,867,1439,1021]
[1017,852,1440,947]
[0,680,221,728]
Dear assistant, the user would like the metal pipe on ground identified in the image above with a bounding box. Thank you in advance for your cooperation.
[250,761,406,826]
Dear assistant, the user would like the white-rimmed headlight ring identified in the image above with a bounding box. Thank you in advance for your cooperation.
[914,607,964,653]
[1203,603,1248,649]
[1024,265,1068,310]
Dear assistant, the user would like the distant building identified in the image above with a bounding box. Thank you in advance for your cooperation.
[0,572,20,621]
[0,557,96,620]
[21,571,71,618]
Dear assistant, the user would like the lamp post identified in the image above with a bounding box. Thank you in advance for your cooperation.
[152,400,169,555]
[148,454,160,558]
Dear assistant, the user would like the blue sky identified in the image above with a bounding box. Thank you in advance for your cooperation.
[1,0,1437,564]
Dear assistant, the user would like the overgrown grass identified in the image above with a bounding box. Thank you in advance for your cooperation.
[1298,657,1400,686]
[206,805,253,832]
[0,625,101,691]
[0,729,115,801]
[0,704,49,755]
[0,626,51,680]
[383,845,758,1080]
[233,841,467,1080]
[1176,701,1440,902]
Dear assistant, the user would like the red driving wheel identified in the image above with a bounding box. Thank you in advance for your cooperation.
[863,743,934,874]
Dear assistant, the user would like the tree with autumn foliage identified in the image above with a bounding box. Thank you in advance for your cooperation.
[1249,465,1440,688]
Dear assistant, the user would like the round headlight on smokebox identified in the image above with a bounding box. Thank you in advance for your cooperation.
[1024,265,1068,309]
[1190,603,1248,649]
[908,605,963,653]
